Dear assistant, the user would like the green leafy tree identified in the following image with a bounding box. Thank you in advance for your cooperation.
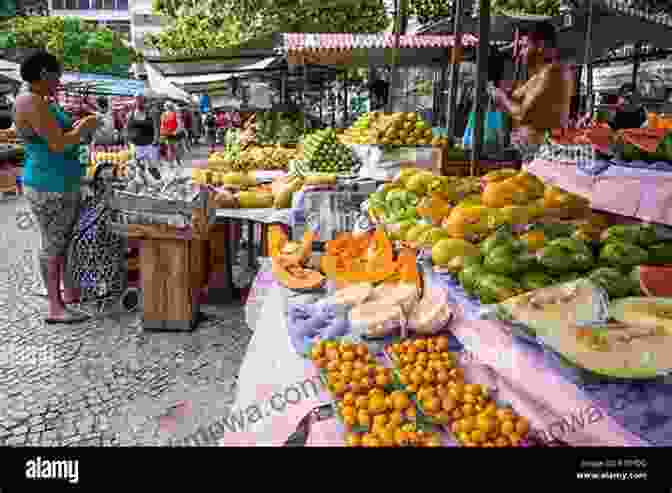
[0,16,140,76]
[147,0,390,55]
[144,14,242,57]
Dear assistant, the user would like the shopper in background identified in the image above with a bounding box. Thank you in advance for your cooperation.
[178,105,193,153]
[491,22,571,161]
[192,107,203,145]
[14,50,97,324]
[160,101,182,166]
[92,96,118,150]
[608,83,647,130]
[204,111,217,154]
[126,93,160,172]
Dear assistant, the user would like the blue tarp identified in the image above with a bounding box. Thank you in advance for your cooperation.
[60,72,147,97]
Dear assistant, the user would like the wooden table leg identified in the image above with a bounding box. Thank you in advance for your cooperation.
[260,223,268,258]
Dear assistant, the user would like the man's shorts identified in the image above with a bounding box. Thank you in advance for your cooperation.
[134,144,159,162]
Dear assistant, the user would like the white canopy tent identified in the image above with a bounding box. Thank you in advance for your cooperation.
[144,62,194,104]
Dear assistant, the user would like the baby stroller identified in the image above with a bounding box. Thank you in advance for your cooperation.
[66,161,142,316]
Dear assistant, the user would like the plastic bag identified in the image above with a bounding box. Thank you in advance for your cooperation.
[462,93,506,151]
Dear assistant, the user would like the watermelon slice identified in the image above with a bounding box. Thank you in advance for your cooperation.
[639,265,672,297]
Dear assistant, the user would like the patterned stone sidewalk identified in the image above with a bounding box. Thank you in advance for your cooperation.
[0,188,253,447]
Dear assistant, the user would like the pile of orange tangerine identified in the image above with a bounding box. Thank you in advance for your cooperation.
[388,336,531,447]
[310,340,442,447]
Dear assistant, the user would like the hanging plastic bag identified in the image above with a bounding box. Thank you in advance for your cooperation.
[462,91,506,152]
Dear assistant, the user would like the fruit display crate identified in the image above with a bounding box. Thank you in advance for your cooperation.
[108,188,215,241]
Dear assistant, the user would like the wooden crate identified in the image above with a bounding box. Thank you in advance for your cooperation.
[139,238,209,331]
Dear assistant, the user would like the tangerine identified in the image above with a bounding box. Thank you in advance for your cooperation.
[345,432,361,447]
[368,395,388,414]
[357,411,371,428]
[388,411,404,426]
[392,392,411,411]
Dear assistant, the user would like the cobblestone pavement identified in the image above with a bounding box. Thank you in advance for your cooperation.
[0,180,253,447]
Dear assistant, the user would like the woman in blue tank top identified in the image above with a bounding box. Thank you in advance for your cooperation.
[14,51,98,324]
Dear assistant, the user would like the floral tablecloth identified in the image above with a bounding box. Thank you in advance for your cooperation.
[526,159,672,226]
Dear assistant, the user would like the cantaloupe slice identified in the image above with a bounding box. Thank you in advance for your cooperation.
[272,257,325,290]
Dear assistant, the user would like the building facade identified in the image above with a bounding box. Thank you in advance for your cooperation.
[49,0,131,37]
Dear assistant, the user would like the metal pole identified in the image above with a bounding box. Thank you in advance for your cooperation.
[631,41,641,89]
[388,0,408,113]
[471,0,490,175]
[446,0,464,143]
[584,0,595,116]
[303,65,308,130]
[344,76,349,125]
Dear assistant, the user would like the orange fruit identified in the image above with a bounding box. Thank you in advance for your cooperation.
[515,418,529,436]
[392,392,411,411]
[422,370,435,384]
[361,434,380,447]
[341,405,356,418]
[423,397,441,414]
[495,436,510,447]
[345,432,361,446]
[500,420,515,436]
[376,373,391,387]
[477,416,497,434]
[436,336,450,351]
[359,377,372,392]
[388,411,404,426]
[398,373,410,386]
[357,411,371,428]
[436,370,450,384]
[394,429,410,446]
[331,381,347,395]
[343,392,356,406]
[311,345,324,359]
[405,406,417,418]
[406,384,418,393]
[441,396,457,412]
[463,393,477,404]
[343,415,357,427]
[471,429,486,443]
[410,371,424,386]
[326,348,340,361]
[368,395,388,415]
[451,421,462,434]
[373,414,388,427]
[326,360,341,372]
[379,427,397,447]
[340,361,354,372]
[355,396,369,410]
[424,434,442,447]
[341,351,355,361]
[314,358,328,369]
[355,345,368,357]
[496,408,515,421]
[508,432,522,446]
[369,387,385,398]
[464,384,481,395]
[451,409,463,420]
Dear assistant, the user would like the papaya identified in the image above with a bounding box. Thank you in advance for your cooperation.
[277,231,314,265]
[481,179,529,208]
[443,206,493,241]
[268,225,289,258]
[272,257,325,290]
[397,248,422,290]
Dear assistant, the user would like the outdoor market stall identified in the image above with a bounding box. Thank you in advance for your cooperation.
[519,2,672,226]
[220,161,672,447]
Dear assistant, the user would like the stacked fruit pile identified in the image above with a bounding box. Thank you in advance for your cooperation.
[255,112,303,146]
[434,220,672,305]
[88,148,132,179]
[209,145,299,171]
[387,337,534,447]
[301,128,359,173]
[341,112,447,146]
[310,339,443,447]
[193,172,306,209]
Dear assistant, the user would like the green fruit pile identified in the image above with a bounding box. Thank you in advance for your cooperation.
[449,222,672,305]
[302,128,359,173]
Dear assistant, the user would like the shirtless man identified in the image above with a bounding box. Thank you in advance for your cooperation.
[491,22,572,161]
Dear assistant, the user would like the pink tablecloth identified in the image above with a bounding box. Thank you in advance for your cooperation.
[526,158,672,226]
[220,268,648,447]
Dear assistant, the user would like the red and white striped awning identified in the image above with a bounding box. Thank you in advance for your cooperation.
[281,33,478,52]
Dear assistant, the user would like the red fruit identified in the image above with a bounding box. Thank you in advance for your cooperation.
[640,265,672,297]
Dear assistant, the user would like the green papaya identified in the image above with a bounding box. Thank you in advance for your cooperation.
[647,242,672,265]
[480,227,516,257]
[538,238,595,273]
[600,224,659,247]
[599,241,649,270]
[484,243,537,277]
[629,266,643,296]
[588,267,632,299]
[519,271,556,291]
[459,263,487,296]
[476,274,524,304]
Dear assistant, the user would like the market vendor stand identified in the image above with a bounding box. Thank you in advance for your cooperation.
[109,187,214,330]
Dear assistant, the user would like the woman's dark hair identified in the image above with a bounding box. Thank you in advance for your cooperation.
[19,50,62,83]
[522,22,557,49]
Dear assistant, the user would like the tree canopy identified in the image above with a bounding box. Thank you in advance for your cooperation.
[146,0,390,56]
[0,16,140,76]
